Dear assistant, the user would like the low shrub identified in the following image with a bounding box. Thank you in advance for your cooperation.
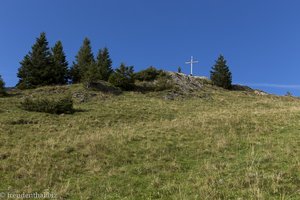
[134,66,166,81]
[154,75,173,91]
[135,74,173,92]
[20,96,74,114]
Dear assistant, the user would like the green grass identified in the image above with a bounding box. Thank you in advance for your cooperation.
[0,84,299,199]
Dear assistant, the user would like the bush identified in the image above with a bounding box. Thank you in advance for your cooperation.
[108,63,135,91]
[20,96,74,114]
[134,66,166,81]
[0,75,6,96]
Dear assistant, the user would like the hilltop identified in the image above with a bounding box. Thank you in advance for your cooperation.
[0,75,299,199]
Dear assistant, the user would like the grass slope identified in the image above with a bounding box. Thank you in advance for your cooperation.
[0,84,299,199]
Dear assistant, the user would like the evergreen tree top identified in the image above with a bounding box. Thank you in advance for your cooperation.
[30,32,50,56]
[52,41,68,66]
[215,55,226,65]
[29,32,52,69]
[75,37,94,66]
[97,47,112,66]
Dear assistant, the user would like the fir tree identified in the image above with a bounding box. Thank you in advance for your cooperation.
[0,75,6,96]
[51,41,69,84]
[108,63,135,90]
[17,32,54,88]
[96,47,113,81]
[70,38,94,83]
[210,55,232,89]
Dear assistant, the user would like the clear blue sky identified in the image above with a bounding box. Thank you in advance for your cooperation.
[1,0,300,95]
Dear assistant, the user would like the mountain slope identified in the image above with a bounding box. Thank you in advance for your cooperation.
[0,83,299,199]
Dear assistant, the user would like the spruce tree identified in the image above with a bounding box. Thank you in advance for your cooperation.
[108,63,135,90]
[17,55,34,89]
[210,55,232,89]
[70,38,94,83]
[0,75,6,96]
[29,32,54,85]
[96,47,113,81]
[51,41,69,84]
[17,32,54,88]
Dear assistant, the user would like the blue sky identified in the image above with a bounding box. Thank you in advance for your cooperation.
[1,0,300,95]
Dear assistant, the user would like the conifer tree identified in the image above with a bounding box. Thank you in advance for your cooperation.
[83,62,100,86]
[51,41,69,84]
[17,32,54,88]
[210,55,232,89]
[96,47,113,81]
[108,63,135,90]
[70,38,94,83]
[0,75,6,96]
[17,55,34,89]
[29,32,54,85]
[177,66,182,73]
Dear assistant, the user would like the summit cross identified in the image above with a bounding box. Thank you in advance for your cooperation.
[185,56,198,76]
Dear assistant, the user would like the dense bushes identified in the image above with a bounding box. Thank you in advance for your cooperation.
[20,96,74,114]
[134,66,166,81]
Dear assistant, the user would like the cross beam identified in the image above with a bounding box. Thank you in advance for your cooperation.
[185,56,198,76]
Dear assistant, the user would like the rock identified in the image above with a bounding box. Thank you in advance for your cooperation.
[167,72,206,93]
[254,90,268,96]
[72,92,87,103]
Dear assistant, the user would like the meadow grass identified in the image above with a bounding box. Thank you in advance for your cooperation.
[0,85,299,199]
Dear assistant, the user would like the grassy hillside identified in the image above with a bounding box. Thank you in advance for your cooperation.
[0,84,299,199]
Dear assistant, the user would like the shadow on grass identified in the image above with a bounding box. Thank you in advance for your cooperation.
[73,108,88,113]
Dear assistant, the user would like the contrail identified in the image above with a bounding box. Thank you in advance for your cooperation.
[236,83,300,89]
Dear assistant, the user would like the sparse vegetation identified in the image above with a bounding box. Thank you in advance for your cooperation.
[154,75,173,91]
[20,95,74,114]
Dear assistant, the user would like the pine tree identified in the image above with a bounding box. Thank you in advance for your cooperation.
[51,41,69,84]
[17,32,54,88]
[210,55,232,89]
[70,38,94,83]
[108,63,135,90]
[0,75,6,96]
[96,47,113,81]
